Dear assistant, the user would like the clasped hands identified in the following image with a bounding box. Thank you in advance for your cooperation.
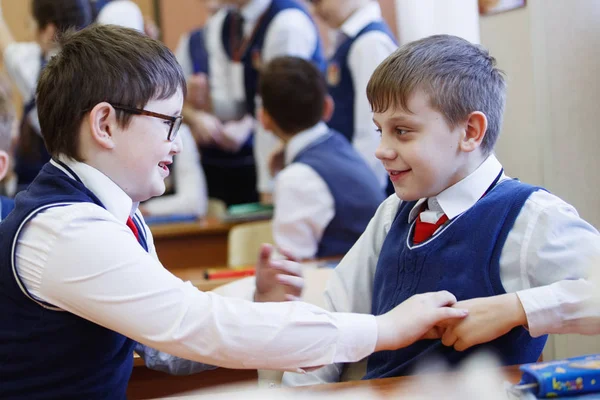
[254,244,528,352]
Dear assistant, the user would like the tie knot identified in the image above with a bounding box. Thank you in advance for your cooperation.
[413,212,448,244]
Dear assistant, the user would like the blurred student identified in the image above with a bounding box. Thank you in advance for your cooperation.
[311,0,397,192]
[0,0,93,191]
[259,56,384,260]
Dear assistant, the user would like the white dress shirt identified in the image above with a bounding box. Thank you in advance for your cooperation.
[13,156,377,371]
[142,125,208,217]
[96,0,144,32]
[336,1,397,189]
[273,122,335,260]
[283,154,600,386]
[205,0,320,193]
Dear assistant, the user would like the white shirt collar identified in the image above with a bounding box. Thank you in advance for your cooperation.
[284,122,329,165]
[408,154,505,222]
[53,156,135,223]
[340,1,382,38]
[241,0,271,23]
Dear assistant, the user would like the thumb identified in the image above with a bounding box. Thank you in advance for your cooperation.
[433,307,469,324]
[258,243,274,265]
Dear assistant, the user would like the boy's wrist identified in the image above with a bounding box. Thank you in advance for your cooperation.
[504,292,528,329]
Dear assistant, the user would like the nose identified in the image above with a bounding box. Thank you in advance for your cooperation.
[170,132,183,155]
[375,134,397,161]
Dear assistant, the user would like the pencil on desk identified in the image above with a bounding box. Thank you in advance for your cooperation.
[204,267,255,280]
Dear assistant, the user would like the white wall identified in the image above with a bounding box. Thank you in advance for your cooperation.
[480,0,600,360]
[395,0,480,44]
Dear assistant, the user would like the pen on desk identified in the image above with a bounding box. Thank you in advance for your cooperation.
[204,267,256,280]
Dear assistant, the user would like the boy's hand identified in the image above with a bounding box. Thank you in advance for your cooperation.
[254,244,303,302]
[374,291,468,352]
[187,110,222,146]
[441,293,527,351]
[186,73,209,111]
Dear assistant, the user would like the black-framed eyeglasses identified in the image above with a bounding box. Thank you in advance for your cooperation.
[110,104,183,142]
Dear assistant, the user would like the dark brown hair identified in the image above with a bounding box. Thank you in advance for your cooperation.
[32,0,93,32]
[258,56,325,134]
[367,35,506,154]
[36,24,186,160]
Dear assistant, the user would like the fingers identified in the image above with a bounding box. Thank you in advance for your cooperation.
[441,326,458,347]
[432,290,458,307]
[421,326,444,340]
[454,339,470,352]
[276,247,299,262]
[276,274,304,295]
[270,260,303,277]
[258,243,274,265]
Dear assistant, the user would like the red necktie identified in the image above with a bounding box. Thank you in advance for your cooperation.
[126,216,140,242]
[413,212,449,244]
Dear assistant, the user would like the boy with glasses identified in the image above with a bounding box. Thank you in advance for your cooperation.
[0,25,468,398]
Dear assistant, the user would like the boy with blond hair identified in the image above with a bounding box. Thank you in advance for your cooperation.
[284,34,600,385]
[0,26,468,398]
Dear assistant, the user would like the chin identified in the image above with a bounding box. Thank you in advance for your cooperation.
[394,187,421,202]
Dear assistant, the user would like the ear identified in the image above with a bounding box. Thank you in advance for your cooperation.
[459,111,487,153]
[322,95,335,122]
[87,102,118,150]
[0,150,8,181]
[257,106,274,132]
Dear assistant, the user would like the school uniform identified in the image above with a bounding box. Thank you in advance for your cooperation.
[283,154,600,385]
[96,0,144,32]
[206,0,325,195]
[176,10,258,206]
[0,195,14,221]
[0,157,378,398]
[274,122,385,260]
[3,43,54,190]
[326,1,397,190]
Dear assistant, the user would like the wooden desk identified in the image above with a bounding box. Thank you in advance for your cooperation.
[128,365,523,399]
[150,218,237,269]
[127,366,257,400]
[293,365,522,398]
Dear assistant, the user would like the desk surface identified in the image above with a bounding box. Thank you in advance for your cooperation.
[150,217,240,269]
[150,217,236,239]
[129,365,523,399]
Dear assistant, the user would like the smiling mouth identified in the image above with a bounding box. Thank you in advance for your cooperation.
[158,162,171,172]
[387,169,410,182]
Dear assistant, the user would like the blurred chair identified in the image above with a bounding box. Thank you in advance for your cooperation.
[227,220,273,267]
[206,198,227,219]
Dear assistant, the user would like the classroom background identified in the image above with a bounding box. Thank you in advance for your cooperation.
[2,0,599,382]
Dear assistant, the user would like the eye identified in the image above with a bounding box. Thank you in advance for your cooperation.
[395,128,409,135]
[374,128,382,136]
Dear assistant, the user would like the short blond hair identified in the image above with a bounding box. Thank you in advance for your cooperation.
[367,35,506,154]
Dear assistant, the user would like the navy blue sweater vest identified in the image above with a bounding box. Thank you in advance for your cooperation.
[327,21,396,142]
[221,0,326,116]
[0,161,146,399]
[189,28,210,75]
[365,179,547,378]
[293,130,384,257]
[0,195,14,221]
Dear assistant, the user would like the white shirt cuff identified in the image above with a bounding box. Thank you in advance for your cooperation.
[332,313,377,363]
